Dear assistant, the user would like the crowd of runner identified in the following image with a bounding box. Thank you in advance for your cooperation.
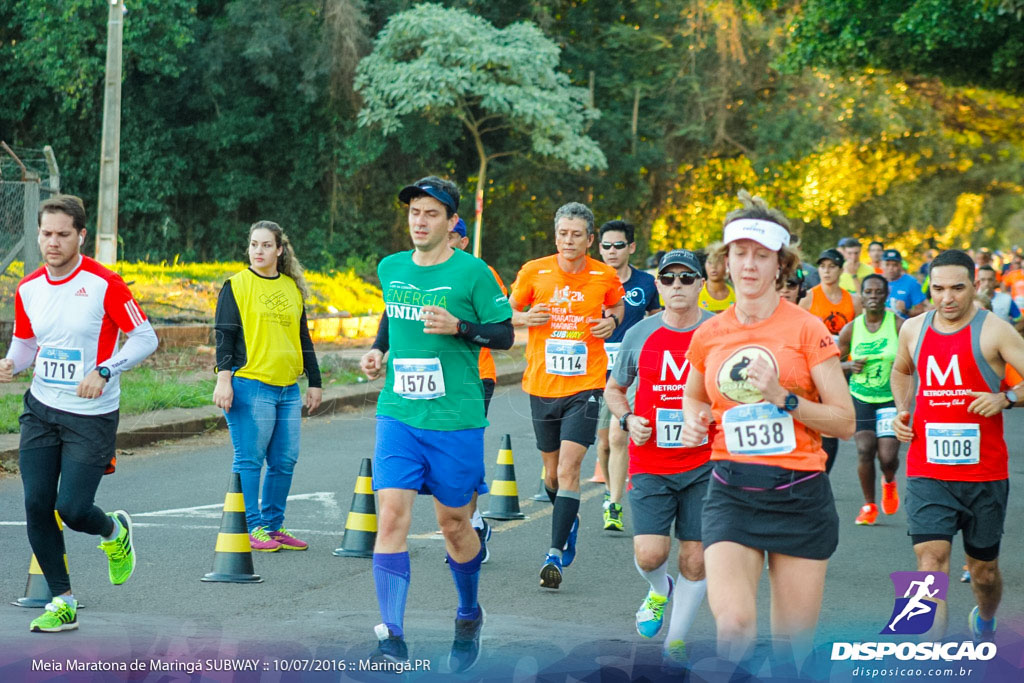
[3,185,1024,675]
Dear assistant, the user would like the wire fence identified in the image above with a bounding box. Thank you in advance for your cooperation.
[0,144,60,321]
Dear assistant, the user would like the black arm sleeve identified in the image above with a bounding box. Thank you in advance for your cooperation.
[372,311,390,353]
[455,318,515,350]
[214,281,245,372]
[299,309,322,388]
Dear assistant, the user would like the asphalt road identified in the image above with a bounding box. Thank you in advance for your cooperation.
[1,383,1023,682]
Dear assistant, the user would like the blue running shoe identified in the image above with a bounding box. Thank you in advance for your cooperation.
[969,606,995,642]
[475,520,491,564]
[636,576,674,638]
[371,624,409,665]
[539,554,562,589]
[448,605,485,673]
[561,515,580,567]
[960,569,971,583]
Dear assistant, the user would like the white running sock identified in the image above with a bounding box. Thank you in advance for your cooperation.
[471,509,484,530]
[635,556,670,596]
[665,574,706,645]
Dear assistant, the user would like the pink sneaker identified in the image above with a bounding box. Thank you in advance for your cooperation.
[249,526,281,552]
[268,527,308,550]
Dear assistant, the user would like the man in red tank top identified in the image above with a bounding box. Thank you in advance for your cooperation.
[891,249,1024,641]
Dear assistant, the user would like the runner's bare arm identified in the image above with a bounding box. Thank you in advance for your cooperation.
[508,295,550,327]
[837,322,863,374]
[890,316,922,441]
[968,314,1024,414]
[746,355,855,439]
[604,375,651,445]
[590,299,625,340]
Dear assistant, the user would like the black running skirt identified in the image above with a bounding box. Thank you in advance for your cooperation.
[701,461,839,560]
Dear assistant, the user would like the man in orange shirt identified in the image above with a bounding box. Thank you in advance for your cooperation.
[510,202,625,589]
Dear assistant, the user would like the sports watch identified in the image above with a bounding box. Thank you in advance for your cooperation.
[97,366,111,382]
[619,412,633,431]
[1005,390,1017,410]
[781,392,799,412]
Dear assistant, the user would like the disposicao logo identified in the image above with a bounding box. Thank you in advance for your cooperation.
[882,571,947,635]
[830,571,997,663]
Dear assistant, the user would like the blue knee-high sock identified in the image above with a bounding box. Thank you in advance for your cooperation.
[447,545,484,621]
[373,552,410,638]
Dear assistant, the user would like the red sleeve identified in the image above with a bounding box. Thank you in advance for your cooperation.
[13,287,34,339]
[509,263,534,307]
[802,315,840,367]
[102,272,148,333]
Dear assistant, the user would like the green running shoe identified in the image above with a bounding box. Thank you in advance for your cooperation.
[98,510,136,585]
[603,502,624,531]
[664,639,688,668]
[30,596,78,633]
[636,576,674,638]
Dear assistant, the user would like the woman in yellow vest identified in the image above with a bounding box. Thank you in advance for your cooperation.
[213,221,322,552]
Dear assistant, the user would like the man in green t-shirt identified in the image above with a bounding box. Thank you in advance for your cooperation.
[359,176,513,673]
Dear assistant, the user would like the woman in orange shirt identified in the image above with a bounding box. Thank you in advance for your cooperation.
[681,191,855,666]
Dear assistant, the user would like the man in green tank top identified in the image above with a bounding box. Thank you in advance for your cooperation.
[838,274,904,526]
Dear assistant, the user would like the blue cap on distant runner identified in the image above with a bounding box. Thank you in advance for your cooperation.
[883,249,902,262]
[451,218,467,237]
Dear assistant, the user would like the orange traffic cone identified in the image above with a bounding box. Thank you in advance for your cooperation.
[334,458,377,558]
[587,456,606,484]
[201,472,262,583]
[482,434,526,520]
[12,512,76,608]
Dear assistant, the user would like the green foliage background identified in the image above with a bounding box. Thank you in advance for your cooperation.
[2,1,1023,286]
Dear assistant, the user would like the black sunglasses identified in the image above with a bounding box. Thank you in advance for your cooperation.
[600,241,629,250]
[659,272,700,286]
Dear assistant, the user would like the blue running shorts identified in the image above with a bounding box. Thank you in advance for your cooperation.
[373,415,488,508]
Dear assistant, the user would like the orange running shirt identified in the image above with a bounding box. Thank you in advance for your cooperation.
[478,265,508,382]
[807,285,856,336]
[686,300,840,471]
[1004,269,1024,303]
[511,255,625,398]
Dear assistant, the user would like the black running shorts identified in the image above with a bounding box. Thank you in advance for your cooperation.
[529,389,602,452]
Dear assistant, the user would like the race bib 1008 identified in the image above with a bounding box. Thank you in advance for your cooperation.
[36,346,84,386]
[545,339,587,376]
[925,423,980,465]
[875,406,897,438]
[722,403,797,456]
[393,358,445,400]
[655,408,707,448]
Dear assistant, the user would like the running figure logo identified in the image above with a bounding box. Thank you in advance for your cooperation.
[881,571,948,635]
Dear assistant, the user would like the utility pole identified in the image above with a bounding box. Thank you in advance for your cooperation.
[95,0,124,265]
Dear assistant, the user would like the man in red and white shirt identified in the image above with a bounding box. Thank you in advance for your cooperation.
[604,249,714,667]
[1,195,157,633]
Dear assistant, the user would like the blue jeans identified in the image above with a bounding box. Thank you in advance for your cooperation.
[225,376,302,531]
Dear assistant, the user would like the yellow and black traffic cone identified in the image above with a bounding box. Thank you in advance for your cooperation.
[201,472,262,583]
[531,465,550,501]
[482,434,526,520]
[12,512,76,608]
[333,458,377,558]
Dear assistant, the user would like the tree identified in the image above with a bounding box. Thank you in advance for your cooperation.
[779,0,1024,94]
[354,2,606,257]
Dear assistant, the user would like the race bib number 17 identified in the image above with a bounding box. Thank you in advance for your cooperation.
[36,346,84,386]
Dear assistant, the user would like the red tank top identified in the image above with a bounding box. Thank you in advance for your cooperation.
[631,325,714,475]
[908,310,1007,481]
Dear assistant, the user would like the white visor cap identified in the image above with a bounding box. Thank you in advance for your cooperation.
[723,219,791,251]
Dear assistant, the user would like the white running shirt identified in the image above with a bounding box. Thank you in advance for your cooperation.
[13,256,152,415]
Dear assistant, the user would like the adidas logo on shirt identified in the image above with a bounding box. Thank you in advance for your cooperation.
[74,287,88,297]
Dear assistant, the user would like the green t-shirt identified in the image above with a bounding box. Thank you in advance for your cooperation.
[377,249,512,430]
